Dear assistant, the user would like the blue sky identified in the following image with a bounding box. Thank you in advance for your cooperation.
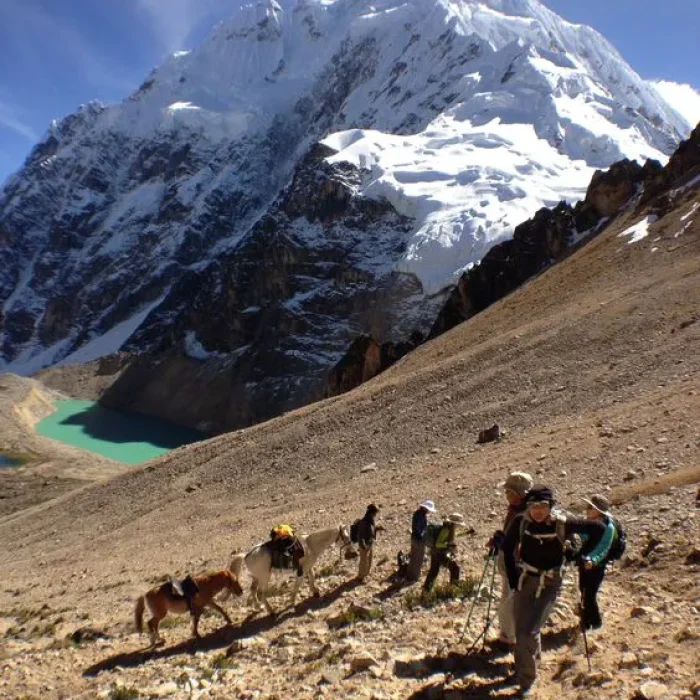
[1,0,699,185]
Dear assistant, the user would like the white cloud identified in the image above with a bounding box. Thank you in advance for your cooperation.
[135,0,229,53]
[651,80,700,131]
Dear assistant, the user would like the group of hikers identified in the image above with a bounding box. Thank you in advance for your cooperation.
[171,472,625,696]
[318,471,625,695]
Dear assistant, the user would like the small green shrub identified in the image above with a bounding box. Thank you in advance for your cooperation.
[160,615,189,629]
[403,577,476,610]
[211,652,239,671]
[109,686,139,700]
[316,562,338,578]
[331,605,384,629]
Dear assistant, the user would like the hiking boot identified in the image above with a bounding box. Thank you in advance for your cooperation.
[518,680,536,697]
[488,637,516,652]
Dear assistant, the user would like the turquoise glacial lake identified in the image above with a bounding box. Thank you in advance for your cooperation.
[36,399,205,465]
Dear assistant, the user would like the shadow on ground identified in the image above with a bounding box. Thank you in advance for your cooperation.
[83,579,362,676]
[397,624,578,699]
[397,649,514,699]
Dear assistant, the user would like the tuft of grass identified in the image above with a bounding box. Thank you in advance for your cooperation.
[317,562,340,579]
[325,649,343,665]
[211,652,239,671]
[330,605,384,629]
[159,615,189,629]
[109,686,139,700]
[403,577,476,610]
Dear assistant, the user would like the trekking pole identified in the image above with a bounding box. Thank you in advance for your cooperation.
[465,550,499,654]
[455,552,495,646]
[437,552,494,656]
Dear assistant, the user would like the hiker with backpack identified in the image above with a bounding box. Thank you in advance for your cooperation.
[502,485,605,695]
[578,494,625,630]
[407,499,438,582]
[423,513,464,592]
[487,471,533,650]
[353,503,379,582]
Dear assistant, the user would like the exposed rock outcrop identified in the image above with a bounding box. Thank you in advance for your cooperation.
[326,125,699,398]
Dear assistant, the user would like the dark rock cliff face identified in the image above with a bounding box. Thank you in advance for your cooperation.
[100,145,429,433]
[326,128,700,396]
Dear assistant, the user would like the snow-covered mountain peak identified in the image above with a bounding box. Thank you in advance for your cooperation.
[1,0,695,398]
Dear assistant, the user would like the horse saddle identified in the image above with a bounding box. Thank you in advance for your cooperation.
[169,575,199,601]
[268,538,305,572]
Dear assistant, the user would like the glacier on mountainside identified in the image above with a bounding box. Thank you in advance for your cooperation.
[0,0,694,426]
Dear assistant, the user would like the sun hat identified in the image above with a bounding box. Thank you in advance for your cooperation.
[583,494,611,516]
[525,485,555,505]
[419,499,437,513]
[445,512,465,526]
[503,472,534,498]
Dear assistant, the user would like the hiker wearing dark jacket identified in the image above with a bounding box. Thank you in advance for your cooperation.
[407,499,437,581]
[487,471,532,648]
[356,503,379,581]
[578,494,617,630]
[502,485,605,695]
[423,513,463,592]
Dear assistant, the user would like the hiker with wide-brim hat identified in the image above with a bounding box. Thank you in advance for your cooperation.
[578,494,618,630]
[407,499,438,582]
[487,471,533,649]
[355,503,379,582]
[501,485,605,695]
[423,512,464,592]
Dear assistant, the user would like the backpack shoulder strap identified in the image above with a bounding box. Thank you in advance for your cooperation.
[554,513,567,543]
[519,513,530,542]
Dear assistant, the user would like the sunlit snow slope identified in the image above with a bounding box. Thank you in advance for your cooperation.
[0,0,692,410]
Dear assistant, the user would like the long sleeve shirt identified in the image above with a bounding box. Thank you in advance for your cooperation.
[411,509,428,541]
[503,513,605,590]
[580,517,616,567]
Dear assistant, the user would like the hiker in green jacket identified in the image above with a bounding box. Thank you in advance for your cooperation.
[423,513,464,592]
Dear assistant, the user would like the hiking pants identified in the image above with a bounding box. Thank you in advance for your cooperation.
[513,572,562,688]
[407,537,426,581]
[358,544,373,579]
[423,550,460,591]
[497,552,516,643]
[579,564,606,629]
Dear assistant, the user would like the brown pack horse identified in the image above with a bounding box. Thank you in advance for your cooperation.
[134,569,243,646]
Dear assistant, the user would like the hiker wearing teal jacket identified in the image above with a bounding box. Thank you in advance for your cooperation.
[423,513,464,592]
[578,494,617,629]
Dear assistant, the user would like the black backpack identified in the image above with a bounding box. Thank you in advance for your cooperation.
[606,516,627,561]
[350,519,361,544]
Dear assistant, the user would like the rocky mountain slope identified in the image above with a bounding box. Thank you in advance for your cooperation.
[1,0,694,431]
[1,121,698,698]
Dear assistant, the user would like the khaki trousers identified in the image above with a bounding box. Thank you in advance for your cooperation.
[513,572,562,688]
[497,552,516,643]
[358,544,373,579]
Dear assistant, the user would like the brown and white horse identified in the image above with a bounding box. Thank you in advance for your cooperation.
[135,569,243,647]
[228,525,353,614]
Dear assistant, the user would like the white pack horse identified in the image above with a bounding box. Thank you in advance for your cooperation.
[228,525,353,614]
